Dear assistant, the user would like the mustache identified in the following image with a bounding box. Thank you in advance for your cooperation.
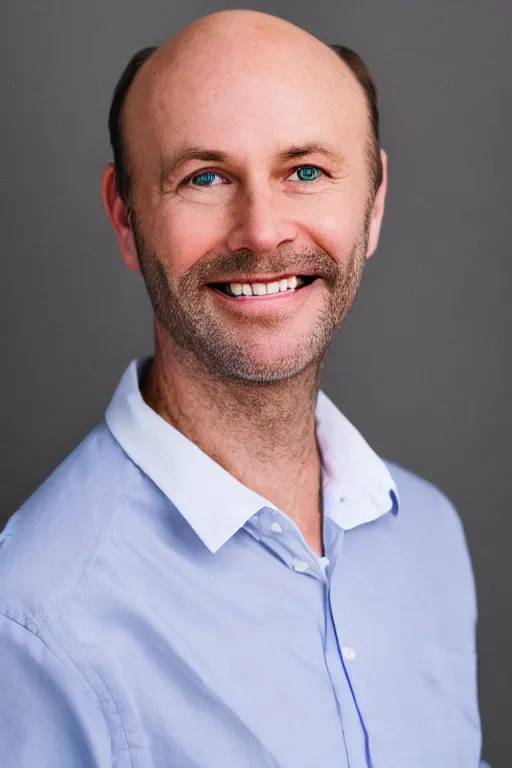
[185,248,339,284]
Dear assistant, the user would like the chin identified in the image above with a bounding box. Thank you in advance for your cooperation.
[210,350,318,384]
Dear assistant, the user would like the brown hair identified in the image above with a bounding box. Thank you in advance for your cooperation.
[329,45,382,192]
[108,46,158,204]
[108,43,382,204]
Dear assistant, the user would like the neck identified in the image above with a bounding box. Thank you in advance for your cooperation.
[141,323,326,555]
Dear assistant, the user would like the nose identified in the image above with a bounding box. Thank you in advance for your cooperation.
[225,180,298,255]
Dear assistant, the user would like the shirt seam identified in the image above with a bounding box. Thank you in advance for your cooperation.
[0,610,108,726]
[0,473,146,766]
[1,467,147,625]
[77,654,137,767]
[43,471,146,609]
[2,610,135,766]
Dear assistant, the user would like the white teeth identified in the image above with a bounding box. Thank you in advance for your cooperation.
[228,276,303,296]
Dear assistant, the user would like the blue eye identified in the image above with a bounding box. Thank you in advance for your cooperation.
[293,166,324,182]
[190,171,221,187]
[184,164,325,189]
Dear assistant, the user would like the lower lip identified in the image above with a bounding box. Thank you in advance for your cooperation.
[208,281,318,310]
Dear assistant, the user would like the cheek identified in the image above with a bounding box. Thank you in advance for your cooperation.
[305,192,370,264]
[150,203,224,278]
[145,181,370,276]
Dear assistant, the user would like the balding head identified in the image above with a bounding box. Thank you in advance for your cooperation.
[108,10,381,205]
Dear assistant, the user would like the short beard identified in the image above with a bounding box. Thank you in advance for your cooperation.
[131,209,371,384]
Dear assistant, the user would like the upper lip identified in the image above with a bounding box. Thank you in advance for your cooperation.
[208,273,317,284]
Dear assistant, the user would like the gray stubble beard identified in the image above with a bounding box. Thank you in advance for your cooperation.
[132,212,370,385]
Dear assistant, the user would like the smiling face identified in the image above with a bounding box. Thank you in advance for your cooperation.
[104,11,387,383]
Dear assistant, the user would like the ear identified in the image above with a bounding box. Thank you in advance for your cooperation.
[365,148,388,260]
[101,164,140,272]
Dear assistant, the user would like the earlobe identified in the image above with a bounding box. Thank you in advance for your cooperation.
[365,148,388,260]
[101,163,140,272]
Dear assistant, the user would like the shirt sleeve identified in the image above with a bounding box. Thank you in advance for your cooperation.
[0,612,112,767]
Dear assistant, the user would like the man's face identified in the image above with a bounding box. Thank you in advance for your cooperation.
[118,26,386,383]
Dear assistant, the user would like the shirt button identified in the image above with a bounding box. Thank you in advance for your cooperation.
[270,522,283,533]
[292,558,309,573]
[342,646,356,661]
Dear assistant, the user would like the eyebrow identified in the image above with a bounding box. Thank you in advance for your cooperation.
[160,141,345,181]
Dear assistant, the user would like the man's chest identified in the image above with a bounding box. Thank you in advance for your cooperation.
[76,522,480,768]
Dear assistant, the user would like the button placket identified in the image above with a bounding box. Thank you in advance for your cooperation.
[255,508,327,579]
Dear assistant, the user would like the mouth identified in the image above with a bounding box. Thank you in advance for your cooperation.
[207,274,319,298]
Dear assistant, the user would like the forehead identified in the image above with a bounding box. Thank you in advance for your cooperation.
[124,36,369,172]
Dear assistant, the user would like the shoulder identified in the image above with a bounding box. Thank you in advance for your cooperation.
[385,458,469,543]
[383,459,477,625]
[0,422,143,629]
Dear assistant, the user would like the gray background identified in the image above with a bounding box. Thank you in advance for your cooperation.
[2,1,509,764]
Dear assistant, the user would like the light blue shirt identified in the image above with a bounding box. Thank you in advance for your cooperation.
[0,357,485,767]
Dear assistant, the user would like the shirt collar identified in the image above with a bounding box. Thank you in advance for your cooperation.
[105,357,399,553]
[315,389,399,530]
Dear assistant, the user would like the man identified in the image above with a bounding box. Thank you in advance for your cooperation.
[0,9,486,767]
